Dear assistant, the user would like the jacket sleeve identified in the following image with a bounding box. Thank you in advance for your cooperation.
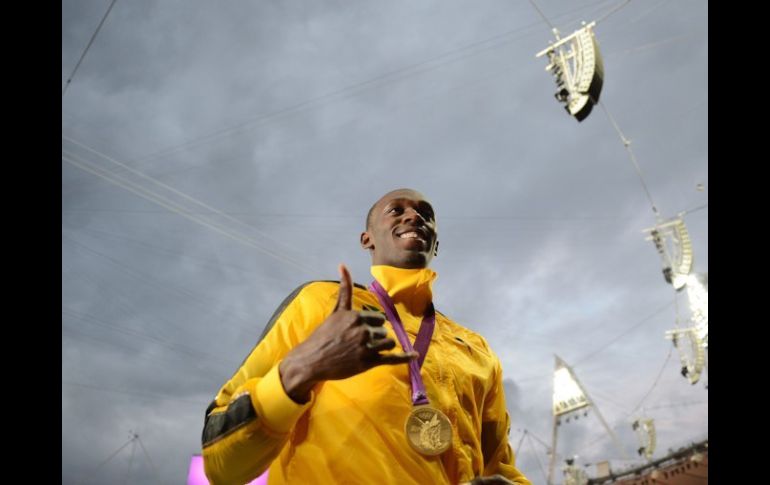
[479,358,533,485]
[201,282,332,485]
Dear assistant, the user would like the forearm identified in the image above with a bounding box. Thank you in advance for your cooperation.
[279,352,320,404]
[202,365,314,484]
[481,361,532,485]
[203,418,285,485]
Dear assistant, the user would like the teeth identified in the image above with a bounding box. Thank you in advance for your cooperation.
[399,232,419,239]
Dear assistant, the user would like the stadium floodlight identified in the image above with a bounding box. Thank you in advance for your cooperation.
[665,327,706,385]
[631,418,656,461]
[643,217,693,290]
[536,22,604,122]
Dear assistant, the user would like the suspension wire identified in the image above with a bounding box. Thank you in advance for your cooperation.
[599,100,661,220]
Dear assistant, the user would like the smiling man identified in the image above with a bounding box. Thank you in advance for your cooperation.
[202,189,531,485]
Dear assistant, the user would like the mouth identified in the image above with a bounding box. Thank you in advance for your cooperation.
[395,227,431,245]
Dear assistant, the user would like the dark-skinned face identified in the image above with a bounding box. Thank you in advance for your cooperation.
[360,189,438,269]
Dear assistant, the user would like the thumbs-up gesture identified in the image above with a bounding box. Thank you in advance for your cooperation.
[279,264,418,403]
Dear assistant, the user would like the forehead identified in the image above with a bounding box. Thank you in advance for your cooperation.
[375,190,430,208]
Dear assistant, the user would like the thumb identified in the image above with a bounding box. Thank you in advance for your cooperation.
[336,263,353,311]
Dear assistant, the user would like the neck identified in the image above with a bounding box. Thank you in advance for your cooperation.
[370,265,436,316]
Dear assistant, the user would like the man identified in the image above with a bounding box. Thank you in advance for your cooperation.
[202,189,531,484]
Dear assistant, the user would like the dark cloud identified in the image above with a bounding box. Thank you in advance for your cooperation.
[63,0,707,482]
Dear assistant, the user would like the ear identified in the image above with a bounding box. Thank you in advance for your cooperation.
[360,231,374,251]
[434,240,439,257]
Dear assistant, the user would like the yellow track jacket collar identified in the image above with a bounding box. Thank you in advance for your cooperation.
[370,265,437,317]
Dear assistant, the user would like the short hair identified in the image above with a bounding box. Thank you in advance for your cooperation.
[365,201,377,230]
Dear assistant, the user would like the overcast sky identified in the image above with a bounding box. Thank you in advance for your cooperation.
[62,1,707,483]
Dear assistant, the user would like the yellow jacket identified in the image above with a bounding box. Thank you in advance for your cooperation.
[202,266,531,485]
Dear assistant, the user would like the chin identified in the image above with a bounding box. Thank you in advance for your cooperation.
[397,253,431,269]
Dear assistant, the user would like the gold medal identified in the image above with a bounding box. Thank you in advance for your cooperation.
[404,406,453,455]
[369,282,450,455]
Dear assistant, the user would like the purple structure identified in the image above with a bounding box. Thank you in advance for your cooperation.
[187,455,268,485]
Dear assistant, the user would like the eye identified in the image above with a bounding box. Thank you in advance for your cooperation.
[387,206,403,215]
[418,205,434,221]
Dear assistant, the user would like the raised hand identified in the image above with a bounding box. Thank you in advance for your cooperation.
[279,264,418,403]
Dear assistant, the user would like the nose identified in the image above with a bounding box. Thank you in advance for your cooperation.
[402,207,425,225]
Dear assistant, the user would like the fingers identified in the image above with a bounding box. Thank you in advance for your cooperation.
[376,351,419,365]
[362,323,388,350]
[358,310,386,326]
[362,324,388,341]
[336,263,352,311]
[365,337,396,352]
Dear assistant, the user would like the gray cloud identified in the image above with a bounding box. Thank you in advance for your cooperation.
[63,0,707,482]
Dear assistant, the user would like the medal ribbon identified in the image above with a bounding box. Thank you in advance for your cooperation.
[369,280,435,406]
